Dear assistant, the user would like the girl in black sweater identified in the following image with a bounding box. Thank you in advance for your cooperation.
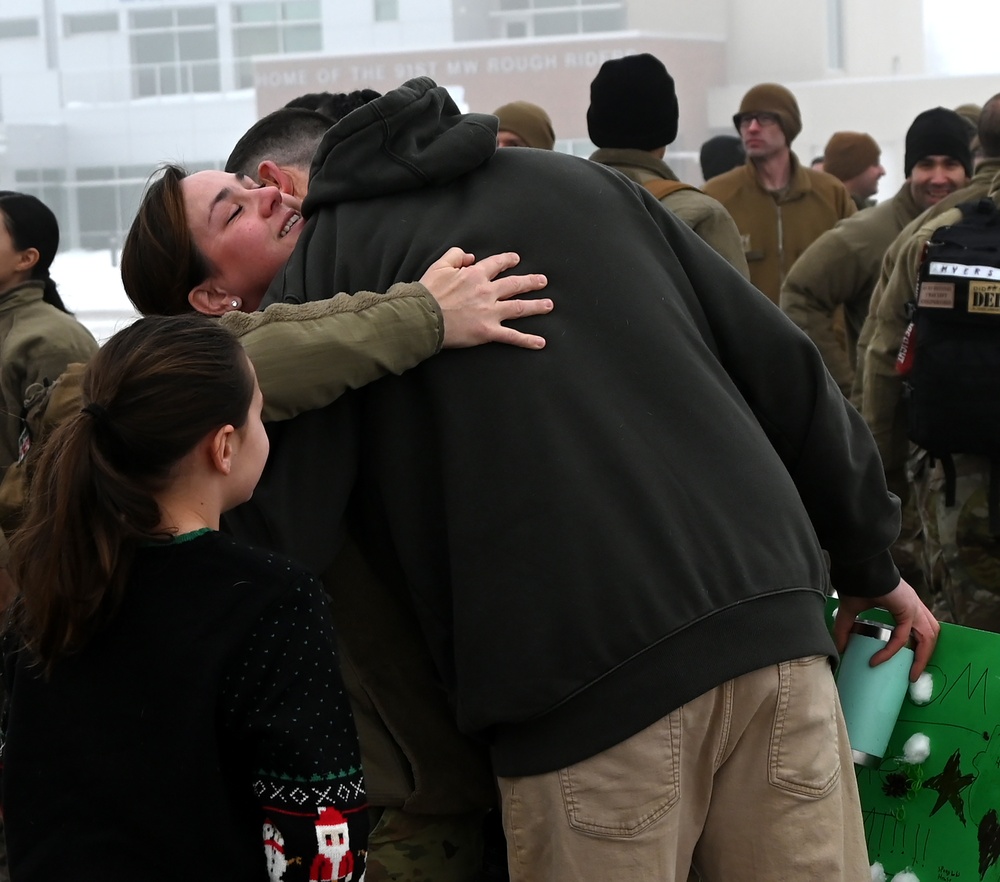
[1,315,367,881]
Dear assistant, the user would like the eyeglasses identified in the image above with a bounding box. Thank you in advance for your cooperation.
[734,112,780,131]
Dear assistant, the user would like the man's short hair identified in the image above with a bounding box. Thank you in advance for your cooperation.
[285,89,381,121]
[225,108,334,179]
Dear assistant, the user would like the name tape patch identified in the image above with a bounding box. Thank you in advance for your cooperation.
[928,261,1000,281]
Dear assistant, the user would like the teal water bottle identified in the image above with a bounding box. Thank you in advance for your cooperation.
[835,618,915,767]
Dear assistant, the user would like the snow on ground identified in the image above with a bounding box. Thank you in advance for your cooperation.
[50,249,139,344]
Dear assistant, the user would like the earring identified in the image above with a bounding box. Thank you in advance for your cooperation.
[230,299,241,309]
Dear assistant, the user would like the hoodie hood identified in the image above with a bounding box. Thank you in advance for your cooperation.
[302,77,498,216]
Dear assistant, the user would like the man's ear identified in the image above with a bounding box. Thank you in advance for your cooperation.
[258,160,295,194]
[188,282,237,317]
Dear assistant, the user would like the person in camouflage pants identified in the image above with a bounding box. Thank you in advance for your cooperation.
[364,808,490,882]
[910,451,1000,632]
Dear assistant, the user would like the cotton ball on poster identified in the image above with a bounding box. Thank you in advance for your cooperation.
[890,871,921,882]
[871,861,887,882]
[902,732,931,764]
[909,672,933,705]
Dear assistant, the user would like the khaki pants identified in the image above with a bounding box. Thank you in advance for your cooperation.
[498,656,869,882]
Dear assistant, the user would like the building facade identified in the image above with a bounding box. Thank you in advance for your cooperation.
[0,0,992,251]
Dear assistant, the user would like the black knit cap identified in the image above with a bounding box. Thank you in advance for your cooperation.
[0,191,59,275]
[587,54,678,150]
[905,107,973,178]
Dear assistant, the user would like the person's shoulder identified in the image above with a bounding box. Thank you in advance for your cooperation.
[664,187,731,220]
[4,295,97,350]
[802,167,853,207]
[912,206,964,244]
[833,196,898,240]
[144,531,317,595]
[702,166,747,200]
[787,222,850,273]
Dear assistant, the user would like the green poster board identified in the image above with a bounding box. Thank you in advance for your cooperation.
[827,602,1000,880]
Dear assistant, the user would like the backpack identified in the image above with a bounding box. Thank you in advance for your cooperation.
[898,197,1000,533]
[0,362,87,536]
[643,179,698,201]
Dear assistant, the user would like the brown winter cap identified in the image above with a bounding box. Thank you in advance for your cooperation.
[734,83,802,143]
[822,132,881,182]
[493,101,556,150]
[587,54,679,150]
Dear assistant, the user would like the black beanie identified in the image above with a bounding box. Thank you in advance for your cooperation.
[904,107,973,178]
[587,54,678,150]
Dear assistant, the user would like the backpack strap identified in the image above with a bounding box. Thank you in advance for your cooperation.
[643,179,699,200]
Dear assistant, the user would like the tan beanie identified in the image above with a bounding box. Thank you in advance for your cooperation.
[822,132,881,182]
[492,101,556,150]
[735,83,802,143]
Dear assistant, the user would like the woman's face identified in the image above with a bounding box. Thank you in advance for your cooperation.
[0,210,29,296]
[181,170,304,311]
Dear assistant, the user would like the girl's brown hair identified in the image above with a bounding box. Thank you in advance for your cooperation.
[8,314,254,670]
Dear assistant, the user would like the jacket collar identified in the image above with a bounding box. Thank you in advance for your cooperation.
[0,280,45,314]
[589,148,679,182]
[744,150,812,202]
[890,180,923,227]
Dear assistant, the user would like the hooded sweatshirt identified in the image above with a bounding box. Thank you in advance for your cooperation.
[264,78,901,776]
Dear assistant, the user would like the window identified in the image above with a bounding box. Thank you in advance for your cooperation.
[491,0,624,38]
[374,0,399,22]
[827,0,844,70]
[72,165,171,249]
[0,18,40,39]
[231,0,322,88]
[128,6,220,98]
[14,169,69,244]
[64,13,119,37]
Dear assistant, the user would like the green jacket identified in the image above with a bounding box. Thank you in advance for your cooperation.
[780,182,923,395]
[225,282,441,422]
[704,153,857,303]
[0,282,439,558]
[862,168,1000,480]
[0,282,98,474]
[590,148,750,278]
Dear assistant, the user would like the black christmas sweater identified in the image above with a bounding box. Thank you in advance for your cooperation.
[263,78,902,777]
[0,530,367,881]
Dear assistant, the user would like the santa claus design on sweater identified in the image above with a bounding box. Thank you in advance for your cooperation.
[309,806,354,881]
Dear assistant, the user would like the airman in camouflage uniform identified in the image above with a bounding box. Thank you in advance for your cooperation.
[861,93,1000,629]
[366,809,493,881]
[909,450,1000,629]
